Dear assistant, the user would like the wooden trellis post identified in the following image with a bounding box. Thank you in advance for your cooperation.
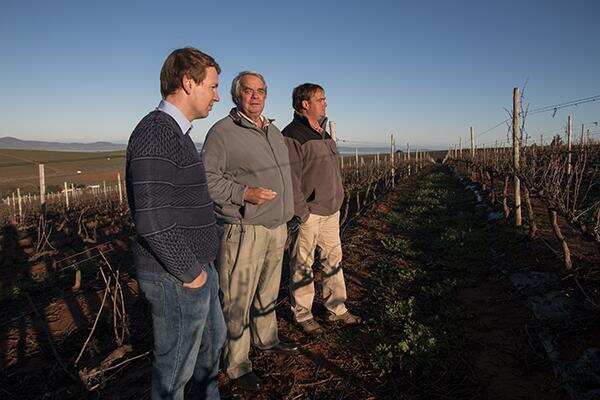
[38,164,46,207]
[17,188,22,221]
[390,133,395,188]
[567,115,573,176]
[64,182,69,208]
[329,121,336,141]
[329,120,342,171]
[470,127,475,159]
[117,172,123,204]
[512,87,522,227]
[11,192,16,222]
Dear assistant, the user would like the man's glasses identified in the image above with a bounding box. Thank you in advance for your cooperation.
[242,86,266,97]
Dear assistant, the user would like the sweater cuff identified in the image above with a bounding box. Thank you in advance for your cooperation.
[232,184,247,206]
[179,263,207,284]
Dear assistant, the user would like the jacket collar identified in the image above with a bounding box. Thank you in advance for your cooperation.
[293,112,329,136]
[229,107,274,131]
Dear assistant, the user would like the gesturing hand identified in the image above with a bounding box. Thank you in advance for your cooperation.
[244,187,277,205]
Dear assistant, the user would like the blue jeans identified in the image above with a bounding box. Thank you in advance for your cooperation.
[137,264,226,400]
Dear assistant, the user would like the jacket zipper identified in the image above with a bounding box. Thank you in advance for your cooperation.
[245,122,288,224]
[263,128,287,223]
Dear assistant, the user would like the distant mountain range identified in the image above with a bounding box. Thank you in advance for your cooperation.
[0,136,126,152]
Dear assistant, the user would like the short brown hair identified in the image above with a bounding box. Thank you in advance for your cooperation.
[160,47,221,98]
[292,83,324,113]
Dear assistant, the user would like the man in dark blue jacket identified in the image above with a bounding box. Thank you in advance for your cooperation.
[126,47,225,400]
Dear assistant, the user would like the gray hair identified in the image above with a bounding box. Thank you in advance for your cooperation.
[230,71,268,107]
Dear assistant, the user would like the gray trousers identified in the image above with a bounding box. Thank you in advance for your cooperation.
[217,223,287,379]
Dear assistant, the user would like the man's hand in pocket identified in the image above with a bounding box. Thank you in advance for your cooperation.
[183,270,208,289]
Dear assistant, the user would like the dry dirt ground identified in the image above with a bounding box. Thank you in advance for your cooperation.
[2,166,594,399]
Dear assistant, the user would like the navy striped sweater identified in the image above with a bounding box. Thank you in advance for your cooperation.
[126,110,219,283]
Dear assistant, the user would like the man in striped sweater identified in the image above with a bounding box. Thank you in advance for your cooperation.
[126,47,225,400]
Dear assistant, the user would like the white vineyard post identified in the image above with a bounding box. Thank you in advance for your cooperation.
[11,192,16,222]
[329,121,336,141]
[64,181,69,208]
[329,121,342,173]
[117,172,123,204]
[512,87,522,227]
[390,133,395,188]
[406,142,411,175]
[567,115,573,176]
[470,126,475,159]
[17,188,22,221]
[39,164,46,207]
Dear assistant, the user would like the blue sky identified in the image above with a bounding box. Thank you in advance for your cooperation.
[1,0,599,149]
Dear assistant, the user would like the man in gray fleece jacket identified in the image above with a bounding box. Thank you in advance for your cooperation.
[202,71,296,391]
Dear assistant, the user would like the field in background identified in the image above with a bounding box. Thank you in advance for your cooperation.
[0,148,125,196]
[0,147,447,199]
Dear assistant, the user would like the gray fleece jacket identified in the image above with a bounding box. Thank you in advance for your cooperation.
[202,108,294,229]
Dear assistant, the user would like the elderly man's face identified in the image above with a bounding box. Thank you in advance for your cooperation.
[239,74,266,118]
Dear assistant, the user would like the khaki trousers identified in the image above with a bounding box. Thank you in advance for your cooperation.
[290,211,348,323]
[217,223,287,379]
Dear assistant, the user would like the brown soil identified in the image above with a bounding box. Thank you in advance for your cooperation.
[462,166,600,369]
[0,167,583,399]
